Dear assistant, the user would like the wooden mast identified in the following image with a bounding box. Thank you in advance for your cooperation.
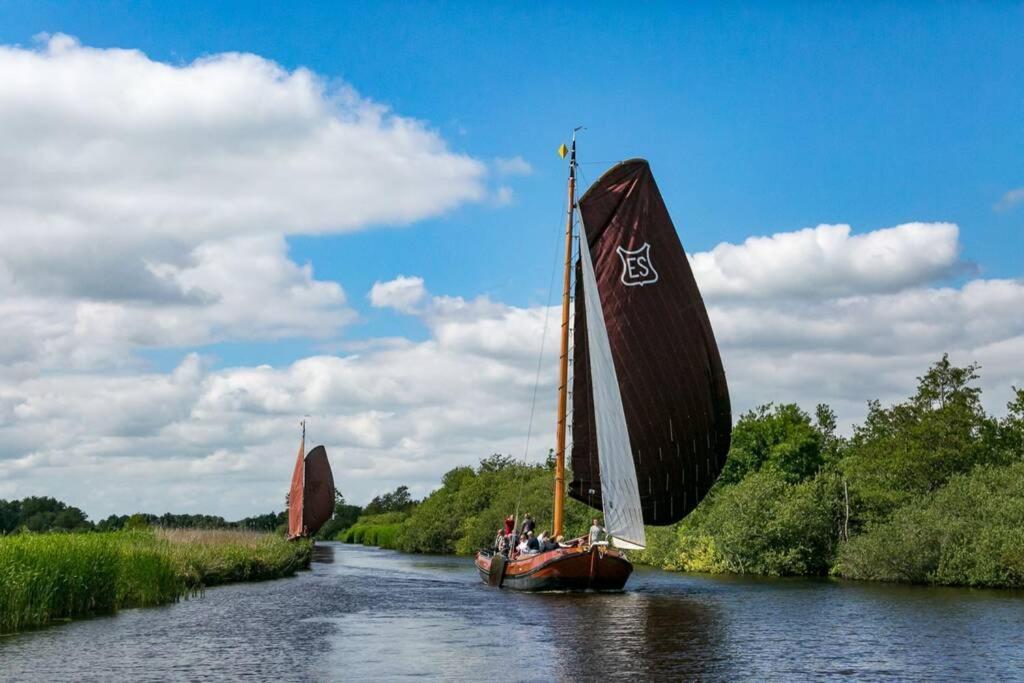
[553,131,578,538]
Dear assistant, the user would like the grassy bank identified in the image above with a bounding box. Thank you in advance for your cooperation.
[0,528,311,633]
[339,512,407,549]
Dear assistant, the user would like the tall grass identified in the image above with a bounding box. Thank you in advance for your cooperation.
[0,529,312,633]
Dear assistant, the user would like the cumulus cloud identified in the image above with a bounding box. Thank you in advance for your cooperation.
[369,276,428,314]
[690,222,964,299]
[4,230,1023,520]
[0,35,488,371]
[0,234,352,375]
[0,292,562,517]
[1,36,1020,521]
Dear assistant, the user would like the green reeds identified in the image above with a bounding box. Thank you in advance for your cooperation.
[0,529,312,633]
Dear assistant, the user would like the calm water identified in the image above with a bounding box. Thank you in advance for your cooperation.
[2,543,1023,681]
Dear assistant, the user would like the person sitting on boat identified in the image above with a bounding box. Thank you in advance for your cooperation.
[525,531,540,554]
[589,519,606,546]
[516,533,530,556]
[554,535,568,548]
[522,513,535,535]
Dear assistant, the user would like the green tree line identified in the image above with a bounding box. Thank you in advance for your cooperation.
[0,498,289,535]
[339,356,1024,588]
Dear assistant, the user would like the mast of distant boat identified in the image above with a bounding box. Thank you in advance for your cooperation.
[553,129,579,539]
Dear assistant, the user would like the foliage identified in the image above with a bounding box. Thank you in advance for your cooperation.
[675,470,841,576]
[629,355,1024,586]
[363,485,416,515]
[0,529,311,633]
[339,453,595,555]
[718,403,825,486]
[839,355,1003,525]
[0,497,92,534]
[395,453,595,555]
[317,491,362,540]
[339,512,411,549]
[835,462,1024,587]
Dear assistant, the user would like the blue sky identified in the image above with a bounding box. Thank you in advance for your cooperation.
[3,2,1021,363]
[1,3,1022,515]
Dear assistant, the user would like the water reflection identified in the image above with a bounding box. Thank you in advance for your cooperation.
[539,589,727,679]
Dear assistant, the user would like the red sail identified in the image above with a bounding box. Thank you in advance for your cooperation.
[287,432,306,539]
[302,445,335,536]
[569,159,731,525]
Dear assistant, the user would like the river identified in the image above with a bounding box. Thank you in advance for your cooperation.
[2,543,1023,681]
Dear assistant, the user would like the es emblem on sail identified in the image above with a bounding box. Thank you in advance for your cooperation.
[616,243,658,286]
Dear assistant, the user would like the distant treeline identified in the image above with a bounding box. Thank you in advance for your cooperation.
[341,356,1024,589]
[0,497,288,535]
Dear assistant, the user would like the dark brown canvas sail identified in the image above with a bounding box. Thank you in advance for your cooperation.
[302,445,335,536]
[569,159,731,525]
[287,432,306,539]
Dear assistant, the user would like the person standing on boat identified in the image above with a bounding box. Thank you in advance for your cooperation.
[504,514,515,536]
[522,513,535,536]
[589,519,606,546]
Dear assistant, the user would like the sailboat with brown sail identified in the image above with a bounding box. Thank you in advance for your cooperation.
[475,135,732,590]
[287,421,336,540]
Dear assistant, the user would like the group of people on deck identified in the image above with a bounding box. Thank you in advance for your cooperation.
[493,513,607,560]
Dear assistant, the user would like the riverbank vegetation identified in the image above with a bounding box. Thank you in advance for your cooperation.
[340,357,1024,588]
[0,529,311,633]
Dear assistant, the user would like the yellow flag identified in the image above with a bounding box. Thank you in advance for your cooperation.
[557,143,568,159]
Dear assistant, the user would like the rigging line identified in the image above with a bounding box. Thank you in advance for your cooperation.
[511,182,567,529]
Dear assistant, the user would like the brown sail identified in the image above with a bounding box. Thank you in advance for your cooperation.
[301,445,335,536]
[287,430,306,539]
[569,159,731,526]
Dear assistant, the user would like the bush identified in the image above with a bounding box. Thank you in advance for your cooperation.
[675,471,840,576]
[836,462,1024,587]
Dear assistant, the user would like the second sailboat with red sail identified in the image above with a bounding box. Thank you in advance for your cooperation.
[287,421,336,540]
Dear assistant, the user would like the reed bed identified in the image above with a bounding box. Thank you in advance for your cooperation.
[0,529,312,633]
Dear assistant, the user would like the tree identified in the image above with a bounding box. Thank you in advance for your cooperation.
[841,355,1000,524]
[718,403,824,486]
[317,491,362,539]
[363,485,416,515]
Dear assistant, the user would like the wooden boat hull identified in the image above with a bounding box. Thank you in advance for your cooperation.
[475,545,632,591]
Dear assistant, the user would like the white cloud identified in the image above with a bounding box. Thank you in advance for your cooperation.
[0,291,562,518]
[0,36,1020,522]
[3,233,1022,520]
[369,276,428,314]
[0,35,488,371]
[494,155,533,176]
[690,222,963,300]
[995,187,1024,212]
[0,235,352,375]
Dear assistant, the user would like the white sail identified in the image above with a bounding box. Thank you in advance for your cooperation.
[579,230,646,550]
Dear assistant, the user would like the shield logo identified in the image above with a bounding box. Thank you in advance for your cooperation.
[616,243,659,287]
